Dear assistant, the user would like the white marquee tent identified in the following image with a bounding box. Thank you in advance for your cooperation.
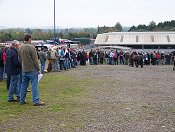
[95,32,175,49]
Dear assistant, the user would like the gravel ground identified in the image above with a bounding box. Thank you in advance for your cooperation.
[1,64,175,132]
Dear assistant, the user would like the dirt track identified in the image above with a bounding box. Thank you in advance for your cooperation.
[1,64,175,132]
[67,64,175,131]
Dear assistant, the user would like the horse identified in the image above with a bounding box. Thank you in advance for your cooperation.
[130,52,143,68]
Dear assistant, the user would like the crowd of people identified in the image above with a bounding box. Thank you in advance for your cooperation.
[38,47,175,73]
[88,49,175,67]
[1,35,175,106]
[45,47,87,73]
[0,35,90,106]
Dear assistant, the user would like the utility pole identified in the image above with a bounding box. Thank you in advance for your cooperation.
[54,0,56,44]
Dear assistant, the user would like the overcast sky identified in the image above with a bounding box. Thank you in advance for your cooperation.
[0,0,175,28]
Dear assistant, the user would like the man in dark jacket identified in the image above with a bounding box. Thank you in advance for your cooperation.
[39,48,47,74]
[0,47,4,81]
[89,49,94,65]
[5,41,21,102]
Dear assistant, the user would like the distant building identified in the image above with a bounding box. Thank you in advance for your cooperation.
[95,32,175,50]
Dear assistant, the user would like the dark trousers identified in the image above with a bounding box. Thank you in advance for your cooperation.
[6,74,11,90]
[100,58,104,64]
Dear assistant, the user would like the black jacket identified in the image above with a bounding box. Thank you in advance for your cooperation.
[5,47,21,76]
[0,49,3,67]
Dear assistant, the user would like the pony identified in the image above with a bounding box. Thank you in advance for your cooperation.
[130,52,143,68]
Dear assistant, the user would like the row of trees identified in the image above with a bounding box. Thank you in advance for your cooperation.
[0,30,25,42]
[0,22,123,42]
[0,28,97,43]
[0,29,53,42]
[0,20,175,43]
[97,20,175,33]
[128,20,175,32]
[97,22,123,34]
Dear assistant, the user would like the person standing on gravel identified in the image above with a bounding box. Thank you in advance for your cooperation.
[18,34,45,106]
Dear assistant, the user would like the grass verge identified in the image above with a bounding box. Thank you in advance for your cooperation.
[0,72,89,124]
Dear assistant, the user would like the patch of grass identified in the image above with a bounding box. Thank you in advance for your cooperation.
[0,72,89,123]
[47,104,65,112]
[60,87,82,96]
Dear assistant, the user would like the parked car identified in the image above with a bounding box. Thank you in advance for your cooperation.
[35,46,48,51]
[45,40,59,45]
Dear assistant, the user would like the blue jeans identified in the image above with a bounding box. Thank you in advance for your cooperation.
[8,74,20,101]
[20,71,40,104]
[89,57,94,65]
[120,57,124,65]
[71,58,76,67]
[65,58,70,69]
[40,60,46,74]
[18,72,22,90]
[60,60,65,70]
[3,67,7,79]
[109,57,113,65]
[0,67,4,80]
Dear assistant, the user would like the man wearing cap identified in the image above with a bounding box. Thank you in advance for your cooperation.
[5,40,21,102]
[18,34,45,106]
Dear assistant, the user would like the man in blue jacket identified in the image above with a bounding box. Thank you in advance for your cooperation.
[5,40,21,102]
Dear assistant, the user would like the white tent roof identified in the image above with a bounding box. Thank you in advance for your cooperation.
[96,46,131,50]
[95,32,175,45]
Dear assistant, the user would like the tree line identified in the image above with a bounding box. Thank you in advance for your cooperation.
[97,22,123,34]
[0,20,175,43]
[97,20,175,33]
[0,28,97,43]
[128,20,175,32]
